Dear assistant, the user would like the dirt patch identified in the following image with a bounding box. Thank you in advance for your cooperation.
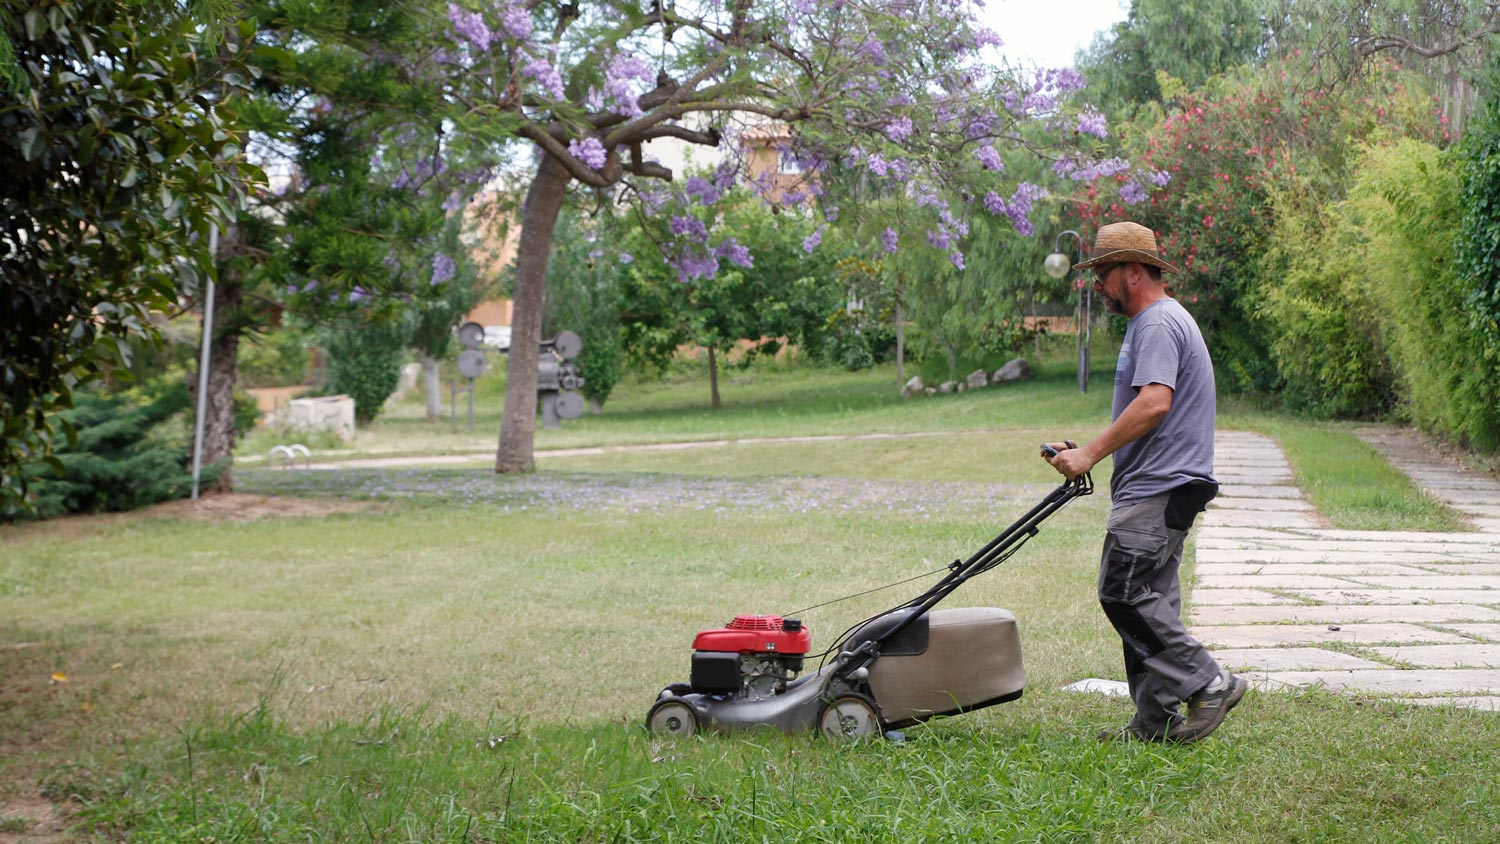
[0,793,71,844]
[136,492,373,522]
[2,493,376,544]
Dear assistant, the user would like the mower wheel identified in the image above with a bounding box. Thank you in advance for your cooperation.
[646,698,699,738]
[817,694,883,740]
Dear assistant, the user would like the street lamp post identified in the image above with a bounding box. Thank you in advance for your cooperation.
[1044,230,1091,393]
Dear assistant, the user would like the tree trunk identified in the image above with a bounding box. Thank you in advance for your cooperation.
[421,353,442,420]
[496,154,571,473]
[707,345,721,410]
[196,225,245,494]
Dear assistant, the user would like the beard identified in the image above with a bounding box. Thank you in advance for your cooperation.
[1100,292,1126,315]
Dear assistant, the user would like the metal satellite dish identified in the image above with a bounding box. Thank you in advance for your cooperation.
[457,349,488,379]
[458,321,486,349]
[552,330,582,361]
[555,391,584,420]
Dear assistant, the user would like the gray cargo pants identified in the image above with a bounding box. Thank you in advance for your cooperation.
[1099,491,1221,736]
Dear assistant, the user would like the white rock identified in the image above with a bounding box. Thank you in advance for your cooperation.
[992,357,1033,383]
[966,369,988,389]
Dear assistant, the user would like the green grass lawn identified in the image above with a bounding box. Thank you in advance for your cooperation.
[5,356,1495,842]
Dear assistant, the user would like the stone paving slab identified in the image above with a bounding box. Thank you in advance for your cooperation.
[1209,497,1314,512]
[1447,623,1500,641]
[1192,604,1500,626]
[1290,589,1500,606]
[1342,575,1500,590]
[1195,563,1435,577]
[1211,647,1387,671]
[1198,536,1500,553]
[1196,574,1370,590]
[1419,564,1500,575]
[1279,528,1500,545]
[1213,484,1306,500]
[1189,588,1302,606]
[1369,644,1500,668]
[1202,510,1322,529]
[1252,669,1500,695]
[1196,548,1500,564]
[1194,623,1472,647]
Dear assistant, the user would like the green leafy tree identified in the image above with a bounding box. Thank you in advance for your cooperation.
[320,320,412,425]
[1,0,253,512]
[1077,0,1265,108]
[616,189,839,409]
[542,209,627,411]
[187,0,472,486]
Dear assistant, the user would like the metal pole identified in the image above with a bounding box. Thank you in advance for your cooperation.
[467,378,475,432]
[190,226,219,500]
[1052,230,1088,394]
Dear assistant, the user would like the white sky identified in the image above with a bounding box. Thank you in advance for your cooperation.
[976,0,1130,69]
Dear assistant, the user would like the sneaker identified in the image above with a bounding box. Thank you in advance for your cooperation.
[1168,673,1247,743]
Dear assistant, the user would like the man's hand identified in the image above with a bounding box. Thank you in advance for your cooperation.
[1042,441,1095,482]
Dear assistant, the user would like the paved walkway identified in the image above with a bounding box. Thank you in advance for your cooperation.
[1192,430,1500,710]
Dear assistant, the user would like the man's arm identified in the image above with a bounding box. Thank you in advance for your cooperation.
[1047,383,1173,481]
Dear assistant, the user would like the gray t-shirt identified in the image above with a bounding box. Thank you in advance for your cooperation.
[1110,297,1217,503]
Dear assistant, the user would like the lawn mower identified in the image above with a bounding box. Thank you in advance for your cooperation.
[646,464,1093,740]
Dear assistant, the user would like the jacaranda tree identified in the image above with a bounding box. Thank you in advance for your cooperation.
[434,0,1127,472]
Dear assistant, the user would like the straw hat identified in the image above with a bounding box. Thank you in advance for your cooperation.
[1073,222,1179,273]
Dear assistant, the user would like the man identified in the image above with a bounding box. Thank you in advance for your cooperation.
[1043,221,1244,744]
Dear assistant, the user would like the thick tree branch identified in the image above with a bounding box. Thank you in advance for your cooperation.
[1354,19,1500,60]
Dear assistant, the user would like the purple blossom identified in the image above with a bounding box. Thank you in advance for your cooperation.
[867,153,889,177]
[1148,169,1172,187]
[685,176,722,206]
[524,55,565,100]
[974,145,1003,171]
[1076,107,1108,139]
[825,205,840,223]
[973,27,1004,49]
[568,137,607,169]
[715,238,754,268]
[669,215,709,242]
[982,190,1006,215]
[604,52,652,117]
[862,38,889,65]
[881,227,899,253]
[447,3,494,51]
[803,226,825,254]
[675,252,720,283]
[885,116,913,142]
[498,2,532,39]
[619,252,634,264]
[949,251,966,270]
[430,253,456,285]
[928,229,954,250]
[1119,181,1148,205]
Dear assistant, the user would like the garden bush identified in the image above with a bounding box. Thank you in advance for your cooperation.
[1452,72,1500,451]
[1257,180,1393,418]
[8,383,216,520]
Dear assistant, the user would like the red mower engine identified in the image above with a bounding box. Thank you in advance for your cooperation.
[690,615,811,701]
